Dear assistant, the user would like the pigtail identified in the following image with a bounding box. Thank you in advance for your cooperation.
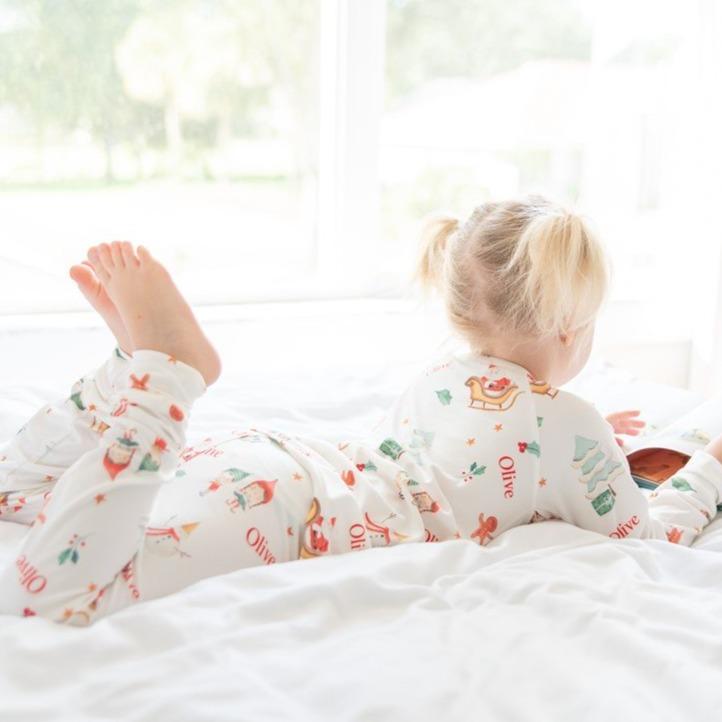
[506,211,610,338]
[415,215,459,293]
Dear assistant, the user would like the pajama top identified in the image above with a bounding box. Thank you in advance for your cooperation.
[351,350,722,547]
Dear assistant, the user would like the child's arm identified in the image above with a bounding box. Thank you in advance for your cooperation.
[547,394,722,546]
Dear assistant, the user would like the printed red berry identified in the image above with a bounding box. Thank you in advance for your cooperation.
[169,405,185,422]
[518,442,528,452]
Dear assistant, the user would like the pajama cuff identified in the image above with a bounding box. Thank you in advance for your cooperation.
[129,350,207,406]
[682,449,722,503]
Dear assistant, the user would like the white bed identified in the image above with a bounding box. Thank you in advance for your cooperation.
[2,300,722,721]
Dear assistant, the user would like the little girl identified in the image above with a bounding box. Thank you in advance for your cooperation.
[2,195,722,626]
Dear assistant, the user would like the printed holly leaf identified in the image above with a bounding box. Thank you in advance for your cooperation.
[671,476,694,492]
[470,462,477,471]
[537,416,544,428]
[58,548,72,565]
[473,465,486,476]
[435,389,452,405]
[71,550,80,564]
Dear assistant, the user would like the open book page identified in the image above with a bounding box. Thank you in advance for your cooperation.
[626,396,722,457]
[624,397,722,493]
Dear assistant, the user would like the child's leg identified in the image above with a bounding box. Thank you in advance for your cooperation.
[0,350,206,623]
[0,347,132,525]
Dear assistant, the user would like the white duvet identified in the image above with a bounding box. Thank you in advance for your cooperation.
[2,302,722,721]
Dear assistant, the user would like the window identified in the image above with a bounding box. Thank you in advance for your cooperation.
[0,0,321,312]
[0,0,720,331]
[378,0,720,338]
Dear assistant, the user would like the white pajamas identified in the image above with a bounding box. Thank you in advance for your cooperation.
[1,348,721,624]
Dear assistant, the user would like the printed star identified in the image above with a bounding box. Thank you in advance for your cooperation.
[401,418,409,425]
[44,475,55,482]
[466,438,476,447]
[488,364,497,371]
[167,355,178,364]
[88,404,97,412]
[287,526,294,536]
[538,478,547,487]
[94,494,107,505]
[292,472,303,481]
[454,531,462,539]
[494,424,503,432]
[88,583,97,592]
[62,608,73,620]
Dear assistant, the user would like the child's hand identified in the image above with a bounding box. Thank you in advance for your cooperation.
[605,409,646,447]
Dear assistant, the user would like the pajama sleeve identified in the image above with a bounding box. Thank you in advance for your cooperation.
[547,394,722,546]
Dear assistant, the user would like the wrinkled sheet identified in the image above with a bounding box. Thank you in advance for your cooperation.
[2,303,722,721]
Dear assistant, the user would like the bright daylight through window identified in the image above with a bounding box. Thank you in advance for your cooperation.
[0,0,719,328]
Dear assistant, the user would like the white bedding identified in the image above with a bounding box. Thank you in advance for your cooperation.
[2,301,722,721]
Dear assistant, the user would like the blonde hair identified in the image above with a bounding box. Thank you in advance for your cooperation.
[415,195,610,353]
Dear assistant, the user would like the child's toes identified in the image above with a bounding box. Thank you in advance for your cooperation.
[120,241,140,267]
[137,245,153,265]
[87,246,110,282]
[110,241,125,268]
[98,243,114,272]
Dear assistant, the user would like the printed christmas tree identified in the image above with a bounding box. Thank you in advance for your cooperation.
[572,435,624,516]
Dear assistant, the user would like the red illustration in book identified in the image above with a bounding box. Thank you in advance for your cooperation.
[138,437,169,472]
[226,478,278,512]
[103,430,140,479]
[199,467,251,496]
[470,513,498,546]
[145,520,200,558]
[364,512,409,546]
[465,375,522,411]
[411,490,440,513]
[299,497,334,559]
[527,372,559,399]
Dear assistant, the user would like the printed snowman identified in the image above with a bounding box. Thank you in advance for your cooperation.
[103,430,140,480]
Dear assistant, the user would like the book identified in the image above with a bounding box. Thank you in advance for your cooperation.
[624,398,722,510]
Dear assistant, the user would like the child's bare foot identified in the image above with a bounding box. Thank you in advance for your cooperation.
[69,260,133,354]
[85,241,221,386]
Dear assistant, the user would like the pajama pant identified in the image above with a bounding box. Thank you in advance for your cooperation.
[0,349,319,625]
